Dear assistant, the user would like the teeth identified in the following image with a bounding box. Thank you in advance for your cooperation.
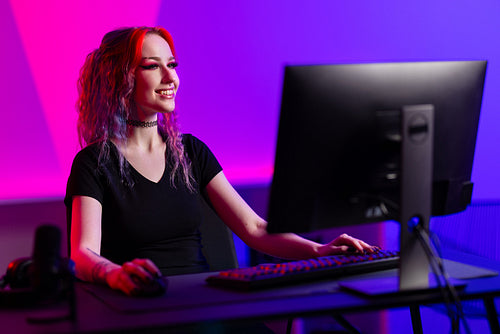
[159,89,173,95]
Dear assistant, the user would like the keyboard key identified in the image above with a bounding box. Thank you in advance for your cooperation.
[206,250,399,290]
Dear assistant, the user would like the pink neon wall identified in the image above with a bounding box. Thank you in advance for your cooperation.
[2,0,500,201]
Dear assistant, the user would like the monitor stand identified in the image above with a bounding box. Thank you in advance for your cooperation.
[340,105,467,296]
[399,104,433,291]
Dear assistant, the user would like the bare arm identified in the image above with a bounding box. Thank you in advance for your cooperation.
[205,172,375,260]
[70,196,161,295]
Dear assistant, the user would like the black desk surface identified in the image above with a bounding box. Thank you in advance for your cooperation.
[2,249,500,334]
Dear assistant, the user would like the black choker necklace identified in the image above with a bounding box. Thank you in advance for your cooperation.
[126,119,158,128]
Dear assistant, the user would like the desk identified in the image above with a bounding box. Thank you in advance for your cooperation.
[1,250,500,334]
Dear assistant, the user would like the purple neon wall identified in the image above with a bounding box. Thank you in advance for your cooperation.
[2,0,500,201]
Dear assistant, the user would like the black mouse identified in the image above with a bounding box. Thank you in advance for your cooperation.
[131,275,168,297]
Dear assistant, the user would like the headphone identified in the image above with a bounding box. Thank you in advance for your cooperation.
[0,257,33,289]
[0,225,75,309]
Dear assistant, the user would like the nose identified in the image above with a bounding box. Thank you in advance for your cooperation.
[161,67,176,84]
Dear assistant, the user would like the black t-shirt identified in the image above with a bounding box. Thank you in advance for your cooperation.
[64,134,223,276]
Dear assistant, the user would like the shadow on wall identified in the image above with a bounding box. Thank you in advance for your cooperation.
[0,184,397,278]
[0,184,268,275]
[0,184,270,274]
[0,198,67,274]
[1,189,498,280]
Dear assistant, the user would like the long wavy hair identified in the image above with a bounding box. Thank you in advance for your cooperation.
[76,26,194,191]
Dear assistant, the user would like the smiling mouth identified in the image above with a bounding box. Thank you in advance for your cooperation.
[156,89,174,96]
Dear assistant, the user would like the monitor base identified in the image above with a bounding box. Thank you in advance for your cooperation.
[339,275,467,297]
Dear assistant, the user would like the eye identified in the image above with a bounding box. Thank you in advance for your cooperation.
[167,62,178,69]
[139,64,160,70]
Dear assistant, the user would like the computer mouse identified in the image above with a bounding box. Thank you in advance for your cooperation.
[131,275,168,297]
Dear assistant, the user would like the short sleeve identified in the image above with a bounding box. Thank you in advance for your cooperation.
[64,144,106,208]
[182,134,223,189]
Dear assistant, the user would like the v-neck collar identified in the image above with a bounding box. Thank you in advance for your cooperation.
[109,140,167,185]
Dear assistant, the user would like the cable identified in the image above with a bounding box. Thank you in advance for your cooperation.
[413,223,472,334]
[417,225,469,334]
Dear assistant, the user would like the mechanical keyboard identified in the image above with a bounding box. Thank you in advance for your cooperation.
[206,250,399,290]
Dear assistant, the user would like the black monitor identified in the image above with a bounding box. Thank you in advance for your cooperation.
[266,61,487,291]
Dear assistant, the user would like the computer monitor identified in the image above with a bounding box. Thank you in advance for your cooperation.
[266,61,487,291]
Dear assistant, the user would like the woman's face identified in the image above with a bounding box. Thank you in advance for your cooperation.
[133,33,179,118]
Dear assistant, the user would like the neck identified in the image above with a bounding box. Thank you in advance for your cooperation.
[114,132,164,154]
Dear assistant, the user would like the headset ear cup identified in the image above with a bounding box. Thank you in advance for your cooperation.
[5,257,33,289]
[0,257,35,308]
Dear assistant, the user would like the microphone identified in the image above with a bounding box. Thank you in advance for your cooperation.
[30,224,62,297]
[25,224,77,323]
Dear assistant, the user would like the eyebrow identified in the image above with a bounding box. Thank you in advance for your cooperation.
[142,56,176,61]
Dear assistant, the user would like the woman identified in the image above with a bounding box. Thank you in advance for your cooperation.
[65,26,375,296]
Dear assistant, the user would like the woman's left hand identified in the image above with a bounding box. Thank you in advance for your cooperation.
[317,233,379,257]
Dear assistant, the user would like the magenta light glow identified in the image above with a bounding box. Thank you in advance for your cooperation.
[2,0,160,200]
[2,1,500,201]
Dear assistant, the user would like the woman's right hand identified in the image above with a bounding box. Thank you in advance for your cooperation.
[105,258,163,296]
